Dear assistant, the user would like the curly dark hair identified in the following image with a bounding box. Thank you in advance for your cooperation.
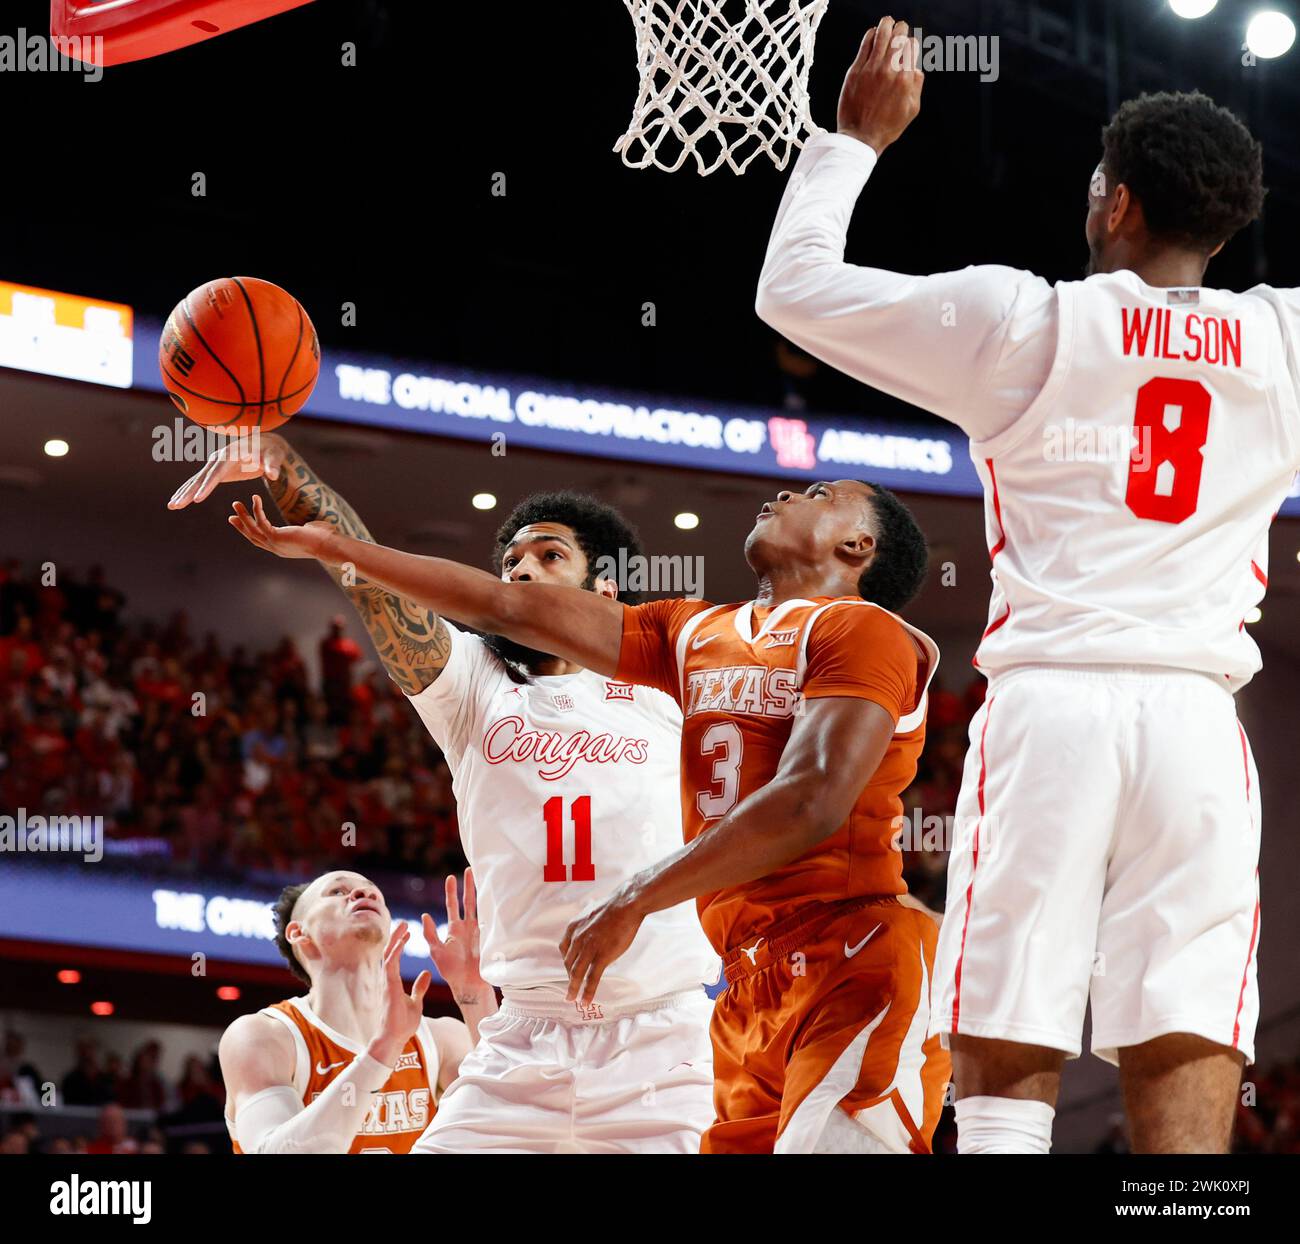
[273,882,311,985]
[1100,91,1265,252]
[856,484,928,613]
[492,491,647,605]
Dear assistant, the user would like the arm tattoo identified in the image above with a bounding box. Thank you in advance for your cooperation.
[266,442,453,693]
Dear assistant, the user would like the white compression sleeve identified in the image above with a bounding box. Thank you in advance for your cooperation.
[235,1052,392,1154]
[954,1095,1055,1154]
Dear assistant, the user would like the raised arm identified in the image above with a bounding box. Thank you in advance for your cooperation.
[169,433,453,695]
[227,494,627,677]
[755,17,1054,441]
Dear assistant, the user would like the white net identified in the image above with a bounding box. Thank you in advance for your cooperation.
[615,0,831,176]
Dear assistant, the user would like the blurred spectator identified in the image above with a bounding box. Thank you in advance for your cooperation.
[86,1103,139,1154]
[0,1130,29,1154]
[119,1042,166,1113]
[320,616,362,725]
[61,1039,114,1107]
[0,1032,43,1104]
[175,1055,225,1122]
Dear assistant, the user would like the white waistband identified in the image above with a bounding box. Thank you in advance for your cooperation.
[986,662,1233,696]
[498,987,704,1023]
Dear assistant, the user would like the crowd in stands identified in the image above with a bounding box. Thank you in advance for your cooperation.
[0,1029,222,1154]
[0,557,973,897]
[0,559,466,884]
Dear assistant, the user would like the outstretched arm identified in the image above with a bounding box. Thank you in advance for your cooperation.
[755,17,1053,441]
[227,494,626,677]
[170,433,453,695]
[559,694,897,1003]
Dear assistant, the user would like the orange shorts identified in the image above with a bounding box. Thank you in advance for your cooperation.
[702,896,950,1154]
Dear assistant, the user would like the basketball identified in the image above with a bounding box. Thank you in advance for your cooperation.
[158,277,320,431]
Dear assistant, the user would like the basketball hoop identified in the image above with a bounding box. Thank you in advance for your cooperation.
[615,0,830,176]
[50,0,316,68]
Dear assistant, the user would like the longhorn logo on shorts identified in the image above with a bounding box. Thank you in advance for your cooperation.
[739,938,765,966]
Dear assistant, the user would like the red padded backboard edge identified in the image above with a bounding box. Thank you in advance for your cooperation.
[51,0,317,67]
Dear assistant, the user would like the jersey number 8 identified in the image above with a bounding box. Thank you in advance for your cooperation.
[1125,376,1211,525]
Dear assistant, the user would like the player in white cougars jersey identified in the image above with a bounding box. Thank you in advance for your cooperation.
[171,442,719,1152]
[755,18,1287,1153]
[403,494,717,1154]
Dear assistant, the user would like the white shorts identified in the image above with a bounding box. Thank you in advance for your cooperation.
[930,665,1261,1066]
[413,989,716,1153]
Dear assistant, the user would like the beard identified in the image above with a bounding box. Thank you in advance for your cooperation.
[480,571,599,678]
[1084,240,1103,278]
[481,630,555,677]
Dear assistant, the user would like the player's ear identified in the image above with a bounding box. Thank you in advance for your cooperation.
[594,576,620,602]
[841,530,874,559]
[286,921,309,956]
[1109,182,1136,234]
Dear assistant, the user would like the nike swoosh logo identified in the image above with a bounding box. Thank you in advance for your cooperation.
[692,633,721,650]
[316,1059,348,1075]
[844,924,883,959]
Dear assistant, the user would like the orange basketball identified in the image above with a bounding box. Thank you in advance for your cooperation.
[158,277,319,431]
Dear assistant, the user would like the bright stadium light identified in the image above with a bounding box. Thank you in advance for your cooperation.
[1245,606,1263,624]
[1246,10,1297,57]
[44,438,69,457]
[1169,0,1217,18]
[674,512,700,530]
[471,492,497,511]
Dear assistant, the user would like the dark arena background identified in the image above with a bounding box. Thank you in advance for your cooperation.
[1,0,1299,1205]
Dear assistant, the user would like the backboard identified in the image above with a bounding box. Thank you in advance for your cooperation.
[50,0,316,68]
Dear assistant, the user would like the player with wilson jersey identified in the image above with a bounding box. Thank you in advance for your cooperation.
[754,18,1292,1154]
[170,448,718,1152]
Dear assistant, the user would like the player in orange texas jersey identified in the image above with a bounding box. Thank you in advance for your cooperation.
[220,869,495,1153]
[225,479,951,1153]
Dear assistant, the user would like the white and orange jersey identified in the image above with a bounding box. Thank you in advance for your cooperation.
[759,133,1300,693]
[618,595,939,955]
[227,997,439,1155]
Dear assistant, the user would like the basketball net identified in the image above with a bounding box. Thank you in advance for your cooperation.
[615,0,830,176]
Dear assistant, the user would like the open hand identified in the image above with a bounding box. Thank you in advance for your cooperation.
[168,433,288,509]
[228,493,336,561]
[423,869,489,998]
[370,921,432,1065]
[837,16,924,155]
